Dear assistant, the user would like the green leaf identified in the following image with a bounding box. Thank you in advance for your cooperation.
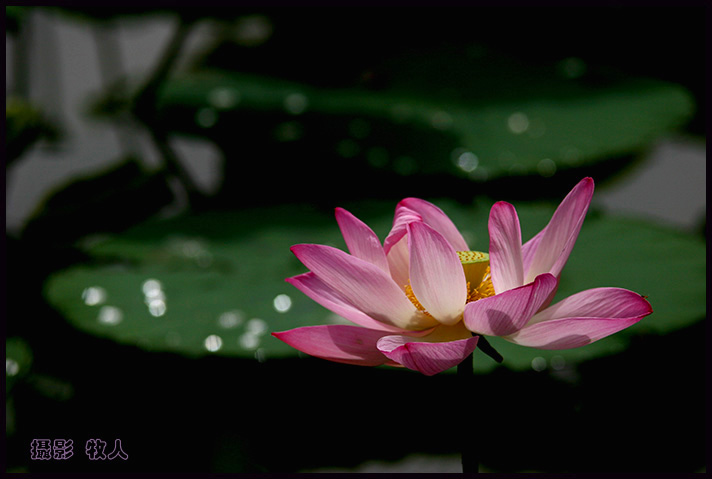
[445,201,706,372]
[44,200,705,373]
[154,53,693,184]
[6,337,33,393]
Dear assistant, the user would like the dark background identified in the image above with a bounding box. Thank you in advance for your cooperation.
[5,6,706,473]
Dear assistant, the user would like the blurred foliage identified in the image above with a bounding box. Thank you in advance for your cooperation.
[44,198,705,373]
[154,66,692,203]
[22,159,174,246]
[185,8,704,135]
[5,337,33,395]
[6,97,61,166]
[85,10,696,206]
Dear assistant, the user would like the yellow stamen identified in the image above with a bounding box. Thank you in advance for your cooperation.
[467,266,495,302]
[404,251,495,322]
[404,283,434,318]
[457,251,494,303]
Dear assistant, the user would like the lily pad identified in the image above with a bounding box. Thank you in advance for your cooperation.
[6,337,33,393]
[154,49,693,185]
[443,200,706,371]
[44,199,705,373]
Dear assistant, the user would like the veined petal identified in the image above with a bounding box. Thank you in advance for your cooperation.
[524,177,594,283]
[286,272,408,333]
[272,325,390,366]
[335,207,390,274]
[376,334,479,376]
[506,288,652,349]
[521,228,544,278]
[463,273,558,336]
[526,287,653,325]
[386,235,411,292]
[291,244,438,330]
[397,198,469,252]
[488,201,524,293]
[407,222,467,325]
[383,205,421,254]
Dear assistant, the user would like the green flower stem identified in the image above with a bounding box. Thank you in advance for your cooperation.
[477,336,504,363]
[458,336,502,473]
[457,351,478,473]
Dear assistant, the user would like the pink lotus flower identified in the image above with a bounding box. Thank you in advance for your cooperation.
[463,177,652,349]
[273,177,652,375]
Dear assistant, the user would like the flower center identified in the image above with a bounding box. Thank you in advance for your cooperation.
[404,250,495,317]
[457,251,495,303]
[466,266,495,302]
[457,251,489,287]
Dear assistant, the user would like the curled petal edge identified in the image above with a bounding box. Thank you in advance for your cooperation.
[463,273,558,337]
[377,334,479,376]
[505,288,653,349]
[272,325,392,366]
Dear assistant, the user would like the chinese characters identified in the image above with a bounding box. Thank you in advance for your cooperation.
[31,438,127,461]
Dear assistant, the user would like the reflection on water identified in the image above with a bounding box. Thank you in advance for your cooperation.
[166,236,214,268]
[254,348,266,363]
[239,333,259,350]
[272,294,292,313]
[98,306,123,325]
[284,93,308,115]
[453,150,479,173]
[531,356,547,372]
[142,279,167,317]
[208,87,241,110]
[507,112,530,134]
[204,334,223,352]
[142,279,163,297]
[82,286,107,306]
[6,359,20,376]
[550,355,566,370]
[148,299,167,317]
[246,318,268,335]
[239,318,269,351]
[218,310,245,329]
